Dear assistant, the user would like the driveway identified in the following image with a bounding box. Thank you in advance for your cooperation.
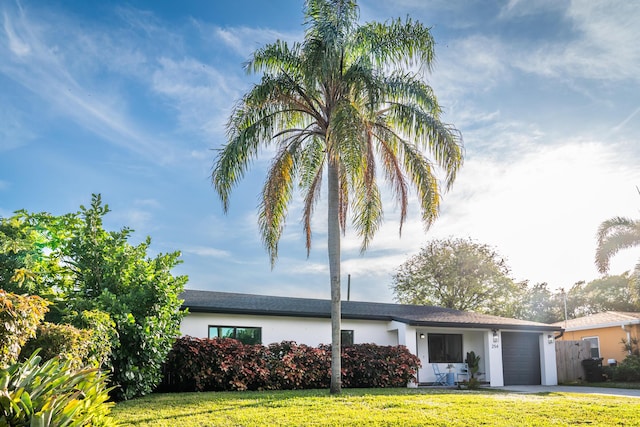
[496,385,640,398]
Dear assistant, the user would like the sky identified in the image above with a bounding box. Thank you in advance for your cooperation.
[1,0,639,303]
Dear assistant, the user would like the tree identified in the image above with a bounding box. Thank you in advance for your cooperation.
[211,0,462,393]
[595,216,640,303]
[567,275,638,317]
[391,238,522,317]
[513,282,563,324]
[0,195,187,400]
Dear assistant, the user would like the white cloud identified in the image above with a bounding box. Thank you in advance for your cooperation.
[513,1,640,82]
[3,10,29,56]
[209,25,302,59]
[184,245,232,259]
[0,4,182,162]
[151,57,241,139]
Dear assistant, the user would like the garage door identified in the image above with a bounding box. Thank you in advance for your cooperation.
[501,332,541,385]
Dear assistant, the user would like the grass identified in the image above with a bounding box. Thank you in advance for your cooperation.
[565,381,640,389]
[112,388,640,426]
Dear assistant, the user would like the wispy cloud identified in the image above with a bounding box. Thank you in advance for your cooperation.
[0,3,248,163]
[0,4,180,162]
[213,26,300,59]
[512,1,640,82]
[184,245,231,259]
[151,57,242,139]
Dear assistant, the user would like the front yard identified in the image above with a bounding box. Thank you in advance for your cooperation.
[112,388,640,426]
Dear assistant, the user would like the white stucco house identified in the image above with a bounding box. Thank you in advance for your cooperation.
[180,289,562,387]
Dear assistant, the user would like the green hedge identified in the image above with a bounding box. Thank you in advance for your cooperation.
[159,337,420,392]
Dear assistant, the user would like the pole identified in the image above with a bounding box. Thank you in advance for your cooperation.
[347,274,351,301]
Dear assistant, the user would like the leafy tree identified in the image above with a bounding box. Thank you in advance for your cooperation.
[211,0,462,393]
[566,275,638,317]
[0,195,186,400]
[513,282,561,323]
[391,238,522,316]
[595,216,640,302]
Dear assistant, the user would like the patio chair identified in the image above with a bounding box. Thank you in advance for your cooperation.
[456,363,469,384]
[432,364,448,386]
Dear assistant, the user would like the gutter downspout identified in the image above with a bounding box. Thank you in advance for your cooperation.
[622,324,632,355]
[554,330,564,340]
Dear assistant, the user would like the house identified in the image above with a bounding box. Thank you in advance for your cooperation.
[553,312,640,366]
[180,289,562,387]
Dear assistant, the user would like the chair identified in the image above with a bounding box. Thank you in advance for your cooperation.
[432,364,448,386]
[456,363,469,384]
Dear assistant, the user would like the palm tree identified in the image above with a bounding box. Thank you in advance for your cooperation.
[211,0,463,394]
[595,216,640,295]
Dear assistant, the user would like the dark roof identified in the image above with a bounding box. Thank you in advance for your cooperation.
[182,289,561,332]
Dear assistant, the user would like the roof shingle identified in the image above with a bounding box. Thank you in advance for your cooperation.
[182,289,560,331]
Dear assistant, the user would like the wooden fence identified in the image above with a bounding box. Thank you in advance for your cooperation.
[555,340,591,383]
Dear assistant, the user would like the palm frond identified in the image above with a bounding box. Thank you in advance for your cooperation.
[354,17,436,71]
[371,125,408,232]
[595,216,640,274]
[246,40,303,76]
[259,143,301,266]
[401,142,440,227]
[351,134,383,251]
[299,137,326,255]
[386,102,463,189]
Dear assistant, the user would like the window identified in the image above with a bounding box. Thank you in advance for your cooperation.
[582,337,600,358]
[428,333,462,363]
[341,330,354,346]
[208,326,262,345]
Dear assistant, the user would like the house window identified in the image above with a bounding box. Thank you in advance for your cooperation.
[428,333,463,363]
[208,325,262,345]
[582,336,600,358]
[341,330,354,346]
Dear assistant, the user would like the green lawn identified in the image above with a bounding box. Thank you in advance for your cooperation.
[112,388,640,426]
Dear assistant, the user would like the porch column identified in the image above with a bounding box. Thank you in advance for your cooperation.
[485,330,504,387]
[540,333,558,385]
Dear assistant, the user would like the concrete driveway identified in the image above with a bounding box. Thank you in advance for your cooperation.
[496,385,640,398]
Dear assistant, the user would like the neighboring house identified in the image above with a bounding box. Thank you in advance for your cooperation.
[553,312,640,365]
[180,289,561,387]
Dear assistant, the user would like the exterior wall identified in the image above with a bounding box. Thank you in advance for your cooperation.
[561,324,640,365]
[540,333,558,386]
[182,313,559,388]
[181,312,398,347]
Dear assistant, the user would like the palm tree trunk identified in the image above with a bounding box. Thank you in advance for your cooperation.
[327,158,342,394]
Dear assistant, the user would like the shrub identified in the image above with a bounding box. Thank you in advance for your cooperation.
[340,344,420,388]
[611,355,640,382]
[160,338,420,392]
[266,341,330,389]
[0,290,49,367]
[0,351,116,427]
[64,309,117,370]
[20,322,92,370]
[160,337,270,392]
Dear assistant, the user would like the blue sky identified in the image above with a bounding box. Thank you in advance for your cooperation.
[1,0,639,303]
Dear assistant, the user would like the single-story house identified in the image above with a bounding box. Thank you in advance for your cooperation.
[180,289,562,387]
[553,311,640,366]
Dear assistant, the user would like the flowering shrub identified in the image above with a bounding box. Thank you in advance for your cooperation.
[159,337,420,392]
